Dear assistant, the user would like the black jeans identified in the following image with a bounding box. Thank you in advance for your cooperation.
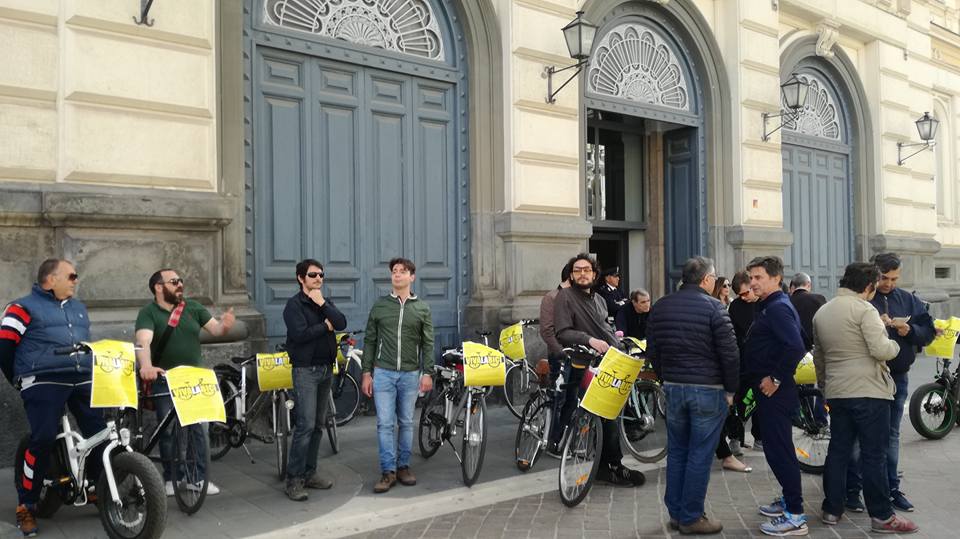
[822,397,893,520]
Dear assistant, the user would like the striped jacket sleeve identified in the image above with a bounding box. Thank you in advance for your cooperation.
[0,303,30,383]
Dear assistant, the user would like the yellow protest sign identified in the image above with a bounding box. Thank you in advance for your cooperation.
[924,317,960,359]
[580,347,644,420]
[256,352,293,391]
[462,341,507,387]
[165,366,226,426]
[622,337,647,354]
[89,340,138,409]
[794,352,817,385]
[499,323,526,361]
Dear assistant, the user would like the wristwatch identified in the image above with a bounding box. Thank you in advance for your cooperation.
[771,376,781,387]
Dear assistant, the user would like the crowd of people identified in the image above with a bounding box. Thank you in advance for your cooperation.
[0,250,937,537]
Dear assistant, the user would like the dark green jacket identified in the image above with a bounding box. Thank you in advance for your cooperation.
[362,294,434,373]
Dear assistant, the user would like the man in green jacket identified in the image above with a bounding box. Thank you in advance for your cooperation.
[361,257,434,493]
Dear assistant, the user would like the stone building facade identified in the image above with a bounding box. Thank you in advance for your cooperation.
[2,0,960,451]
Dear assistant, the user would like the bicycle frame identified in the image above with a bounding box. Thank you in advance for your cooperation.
[56,416,126,506]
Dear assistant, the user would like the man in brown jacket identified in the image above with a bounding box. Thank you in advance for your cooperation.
[812,262,917,534]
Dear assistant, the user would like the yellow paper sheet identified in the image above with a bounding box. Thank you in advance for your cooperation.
[165,366,226,426]
[89,339,138,409]
[257,352,294,391]
[580,347,644,420]
[499,323,526,361]
[794,352,817,385]
[462,341,507,387]
[924,317,960,359]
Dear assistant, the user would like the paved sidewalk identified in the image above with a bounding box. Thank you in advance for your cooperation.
[2,357,960,538]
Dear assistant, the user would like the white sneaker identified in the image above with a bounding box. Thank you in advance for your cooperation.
[206,481,220,496]
[164,481,174,497]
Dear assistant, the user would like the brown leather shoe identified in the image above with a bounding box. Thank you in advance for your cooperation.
[397,466,417,486]
[679,516,723,535]
[373,472,396,494]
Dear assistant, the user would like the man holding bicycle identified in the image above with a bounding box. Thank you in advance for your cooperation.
[134,268,235,497]
[282,259,346,501]
[554,253,645,487]
[1,259,102,537]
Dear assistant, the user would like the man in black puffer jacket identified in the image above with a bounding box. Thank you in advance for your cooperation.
[645,256,739,535]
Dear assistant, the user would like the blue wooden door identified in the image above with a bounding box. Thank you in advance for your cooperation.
[252,47,462,349]
[782,144,851,296]
[663,127,700,290]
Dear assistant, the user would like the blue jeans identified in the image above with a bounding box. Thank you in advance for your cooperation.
[154,377,209,483]
[822,398,892,520]
[373,368,420,473]
[287,365,333,480]
[663,383,728,526]
[848,372,909,493]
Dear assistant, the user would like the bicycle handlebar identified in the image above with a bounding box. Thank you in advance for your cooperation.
[54,343,91,355]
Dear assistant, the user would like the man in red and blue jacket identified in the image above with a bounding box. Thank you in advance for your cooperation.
[0,259,103,537]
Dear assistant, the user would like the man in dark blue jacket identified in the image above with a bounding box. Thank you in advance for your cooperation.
[743,256,809,537]
[846,253,934,513]
[282,258,347,501]
[1,259,101,537]
[646,256,739,535]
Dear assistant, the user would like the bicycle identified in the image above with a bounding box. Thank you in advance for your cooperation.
[14,342,167,539]
[612,337,667,464]
[209,353,294,481]
[514,358,562,472]
[418,349,488,486]
[118,373,211,514]
[909,356,960,439]
[332,330,364,426]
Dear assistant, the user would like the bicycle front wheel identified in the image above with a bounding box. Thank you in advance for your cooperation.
[793,423,829,475]
[333,372,360,426]
[97,451,167,539]
[558,409,603,508]
[274,392,292,480]
[910,382,956,439]
[209,377,238,461]
[326,391,340,454]
[618,380,667,463]
[515,393,550,472]
[172,422,209,514]
[504,363,536,420]
[461,392,487,486]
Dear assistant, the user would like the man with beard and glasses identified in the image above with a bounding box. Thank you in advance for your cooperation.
[554,253,645,487]
[135,268,236,497]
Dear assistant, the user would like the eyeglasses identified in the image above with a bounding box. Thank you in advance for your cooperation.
[306,272,324,279]
[165,278,184,286]
[571,267,594,275]
[67,273,79,282]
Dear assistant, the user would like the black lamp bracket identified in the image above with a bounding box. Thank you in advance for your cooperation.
[897,141,935,166]
[761,108,801,142]
[134,0,155,27]
[544,61,587,104]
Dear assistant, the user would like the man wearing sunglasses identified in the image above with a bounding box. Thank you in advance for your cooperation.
[135,268,236,497]
[2,258,101,536]
[282,259,346,501]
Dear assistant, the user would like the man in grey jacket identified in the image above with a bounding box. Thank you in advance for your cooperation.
[812,262,917,534]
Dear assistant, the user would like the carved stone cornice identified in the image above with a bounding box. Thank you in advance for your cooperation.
[815,20,841,59]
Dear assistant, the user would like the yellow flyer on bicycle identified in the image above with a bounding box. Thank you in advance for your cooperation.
[924,317,960,358]
[462,341,507,387]
[89,339,138,409]
[499,323,525,361]
[794,352,817,385]
[256,351,293,391]
[580,347,644,420]
[165,366,226,426]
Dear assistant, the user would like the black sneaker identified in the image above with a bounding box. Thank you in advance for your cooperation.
[845,493,865,513]
[545,441,562,459]
[597,463,645,487]
[890,490,915,512]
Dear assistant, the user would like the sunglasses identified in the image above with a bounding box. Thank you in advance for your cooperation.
[165,278,184,286]
[306,271,324,279]
[68,273,79,282]
[738,290,751,298]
